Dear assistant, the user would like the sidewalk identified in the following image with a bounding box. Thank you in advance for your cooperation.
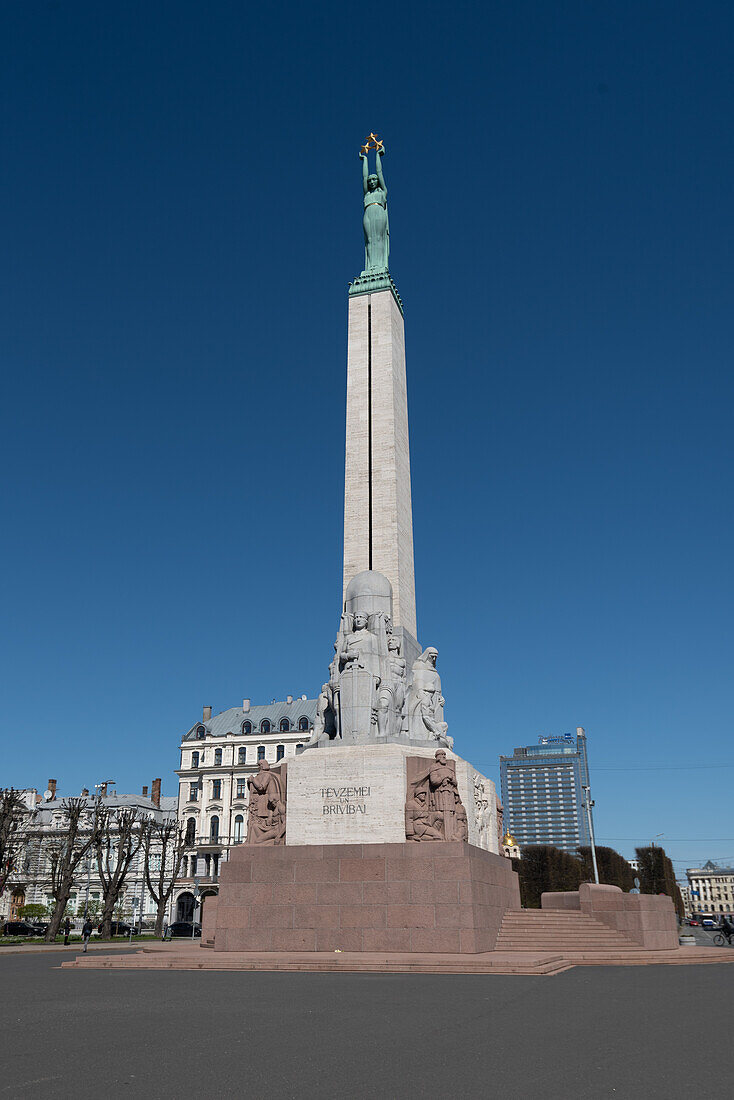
[0,940,148,955]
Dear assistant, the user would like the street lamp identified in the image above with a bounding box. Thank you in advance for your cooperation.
[581,785,599,884]
[192,876,200,940]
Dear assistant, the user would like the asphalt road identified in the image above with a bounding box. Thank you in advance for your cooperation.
[1,952,732,1099]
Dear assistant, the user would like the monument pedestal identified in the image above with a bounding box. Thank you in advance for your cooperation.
[204,841,520,954]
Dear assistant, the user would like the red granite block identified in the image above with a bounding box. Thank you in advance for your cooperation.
[431,842,466,858]
[214,904,250,930]
[340,904,387,928]
[362,882,389,904]
[459,881,475,905]
[271,929,317,951]
[386,881,411,904]
[387,904,436,929]
[222,861,253,884]
[435,904,476,929]
[362,928,412,952]
[411,929,461,953]
[271,883,319,905]
[293,904,340,930]
[387,858,434,882]
[249,904,293,929]
[340,857,385,881]
[434,857,471,881]
[316,882,363,905]
[410,880,459,905]
[221,928,272,952]
[315,928,363,952]
[252,861,294,884]
[328,844,363,858]
[225,883,272,905]
[360,843,398,858]
[294,859,340,883]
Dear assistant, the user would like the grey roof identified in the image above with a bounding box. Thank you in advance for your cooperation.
[183,697,317,741]
[31,791,176,824]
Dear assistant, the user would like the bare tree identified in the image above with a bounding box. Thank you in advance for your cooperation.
[0,789,27,898]
[96,807,144,939]
[45,798,103,942]
[142,818,187,936]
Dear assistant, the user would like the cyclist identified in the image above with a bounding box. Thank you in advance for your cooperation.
[721,916,734,944]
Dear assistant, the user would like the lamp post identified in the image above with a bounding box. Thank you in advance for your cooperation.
[581,785,599,884]
[192,877,200,940]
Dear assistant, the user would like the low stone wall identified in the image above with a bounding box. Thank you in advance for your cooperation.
[209,841,520,953]
[540,892,581,911]
[541,883,678,949]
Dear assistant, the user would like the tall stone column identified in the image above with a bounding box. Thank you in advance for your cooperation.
[343,286,417,642]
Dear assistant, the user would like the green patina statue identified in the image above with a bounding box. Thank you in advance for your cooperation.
[359,140,389,275]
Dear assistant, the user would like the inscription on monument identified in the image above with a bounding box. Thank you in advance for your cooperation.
[321,785,372,815]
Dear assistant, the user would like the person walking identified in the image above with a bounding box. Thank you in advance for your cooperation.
[63,916,72,945]
[82,918,93,953]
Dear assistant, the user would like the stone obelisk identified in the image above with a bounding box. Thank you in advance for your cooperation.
[343,136,417,647]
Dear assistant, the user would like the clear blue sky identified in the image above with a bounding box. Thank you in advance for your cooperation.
[3,2,732,874]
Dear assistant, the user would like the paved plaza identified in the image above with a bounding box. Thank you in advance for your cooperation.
[1,951,732,1098]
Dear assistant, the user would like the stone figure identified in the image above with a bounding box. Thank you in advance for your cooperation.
[473,776,491,848]
[407,647,450,745]
[311,682,337,745]
[405,751,468,843]
[359,140,389,275]
[337,611,380,678]
[405,788,443,842]
[376,634,407,738]
[245,760,286,846]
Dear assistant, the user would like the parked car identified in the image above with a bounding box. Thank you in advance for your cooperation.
[688,918,699,926]
[3,921,38,937]
[97,921,136,936]
[167,921,202,938]
[701,918,718,929]
[29,922,49,935]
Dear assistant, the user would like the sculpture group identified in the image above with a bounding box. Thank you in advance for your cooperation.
[311,571,451,749]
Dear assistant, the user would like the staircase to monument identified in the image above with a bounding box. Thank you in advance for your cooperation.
[496,909,638,952]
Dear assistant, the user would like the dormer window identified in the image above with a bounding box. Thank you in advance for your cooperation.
[242,720,252,735]
[196,725,206,739]
[280,717,290,732]
[298,715,310,732]
[260,719,271,734]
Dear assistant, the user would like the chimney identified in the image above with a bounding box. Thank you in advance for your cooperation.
[100,782,108,796]
[81,787,89,797]
[203,705,212,721]
[242,699,250,712]
[142,785,149,797]
[151,778,161,808]
[286,695,293,704]
[48,779,57,801]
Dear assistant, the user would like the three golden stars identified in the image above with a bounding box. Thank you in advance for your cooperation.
[360,132,384,155]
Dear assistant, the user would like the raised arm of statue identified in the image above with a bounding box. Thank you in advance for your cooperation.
[361,151,369,195]
[375,145,387,196]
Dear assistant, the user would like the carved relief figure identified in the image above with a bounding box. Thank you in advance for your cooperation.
[405,751,468,843]
[405,788,443,841]
[311,682,337,745]
[376,634,406,738]
[245,760,286,846]
[337,611,380,677]
[473,775,491,848]
[407,647,450,744]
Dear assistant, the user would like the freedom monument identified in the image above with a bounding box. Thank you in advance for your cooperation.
[203,136,522,954]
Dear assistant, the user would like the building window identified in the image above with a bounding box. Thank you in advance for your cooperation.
[261,719,271,734]
[298,716,310,731]
[196,725,205,739]
[236,779,247,798]
[233,815,244,843]
[276,744,285,761]
[238,746,246,764]
[214,748,222,766]
[185,818,196,845]
[212,779,222,800]
[296,743,304,751]
[191,751,199,768]
[210,816,219,842]
[189,783,199,802]
[280,717,290,732]
[257,745,266,761]
[242,720,252,735]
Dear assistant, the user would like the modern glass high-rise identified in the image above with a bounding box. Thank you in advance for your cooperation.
[499,728,591,853]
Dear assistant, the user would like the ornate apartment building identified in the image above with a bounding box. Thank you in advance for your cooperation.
[686,861,734,919]
[173,695,316,923]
